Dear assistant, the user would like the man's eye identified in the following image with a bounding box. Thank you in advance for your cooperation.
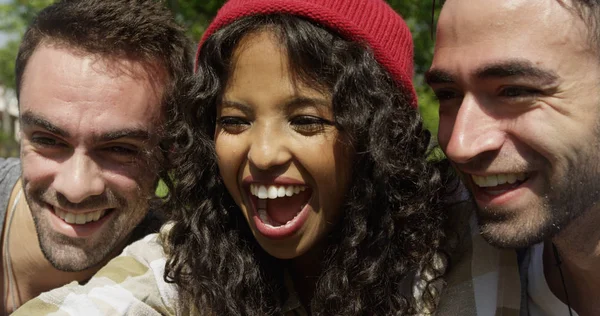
[31,135,65,147]
[104,145,139,156]
[217,116,250,134]
[290,116,333,134]
[433,89,461,101]
[500,86,540,98]
[100,144,144,164]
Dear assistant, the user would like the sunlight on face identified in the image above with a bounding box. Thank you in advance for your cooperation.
[215,30,354,259]
[19,44,164,271]
[429,0,600,247]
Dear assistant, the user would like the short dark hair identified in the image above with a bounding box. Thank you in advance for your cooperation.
[561,0,600,51]
[15,0,193,100]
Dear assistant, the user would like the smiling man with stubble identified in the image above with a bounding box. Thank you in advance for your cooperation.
[0,0,191,313]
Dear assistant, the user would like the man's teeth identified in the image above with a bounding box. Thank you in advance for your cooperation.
[250,184,306,199]
[55,209,107,224]
[472,173,527,188]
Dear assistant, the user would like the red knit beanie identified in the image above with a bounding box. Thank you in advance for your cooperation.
[197,0,417,108]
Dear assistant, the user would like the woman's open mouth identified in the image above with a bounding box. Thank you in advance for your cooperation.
[248,183,312,239]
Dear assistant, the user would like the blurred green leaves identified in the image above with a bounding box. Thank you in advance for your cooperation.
[387,0,441,137]
[0,0,55,32]
[165,0,224,41]
[0,0,54,87]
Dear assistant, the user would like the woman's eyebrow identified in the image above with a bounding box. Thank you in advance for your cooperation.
[284,96,330,109]
[220,100,254,116]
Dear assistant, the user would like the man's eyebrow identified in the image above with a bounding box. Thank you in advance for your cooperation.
[20,111,70,138]
[96,129,152,142]
[425,69,456,85]
[475,60,559,84]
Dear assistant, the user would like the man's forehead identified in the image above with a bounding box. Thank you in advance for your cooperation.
[437,0,580,46]
[22,43,167,99]
[19,44,165,136]
[432,0,596,77]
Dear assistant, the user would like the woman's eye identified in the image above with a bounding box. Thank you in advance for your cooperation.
[290,116,332,134]
[217,116,250,134]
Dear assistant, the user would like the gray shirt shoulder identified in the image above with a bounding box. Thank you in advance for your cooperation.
[0,158,21,228]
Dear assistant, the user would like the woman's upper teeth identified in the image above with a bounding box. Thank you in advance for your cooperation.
[472,173,527,188]
[250,184,306,199]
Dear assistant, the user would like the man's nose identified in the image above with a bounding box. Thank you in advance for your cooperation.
[52,150,105,204]
[440,94,505,164]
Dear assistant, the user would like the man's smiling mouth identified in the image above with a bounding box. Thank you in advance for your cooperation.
[471,172,528,187]
[52,205,114,225]
[470,172,530,195]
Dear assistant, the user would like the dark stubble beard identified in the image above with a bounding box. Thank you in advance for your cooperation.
[23,182,147,272]
[478,128,600,249]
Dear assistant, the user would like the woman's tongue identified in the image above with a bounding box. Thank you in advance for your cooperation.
[265,193,306,225]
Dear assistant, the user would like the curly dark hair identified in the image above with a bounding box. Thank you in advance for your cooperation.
[164,14,454,315]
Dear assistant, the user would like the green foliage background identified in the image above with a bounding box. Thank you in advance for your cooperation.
[0,0,440,135]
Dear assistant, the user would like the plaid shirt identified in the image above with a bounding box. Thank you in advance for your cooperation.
[16,213,524,316]
[436,215,523,316]
[14,233,308,316]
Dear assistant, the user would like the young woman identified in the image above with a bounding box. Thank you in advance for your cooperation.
[164,0,456,315]
[15,0,463,315]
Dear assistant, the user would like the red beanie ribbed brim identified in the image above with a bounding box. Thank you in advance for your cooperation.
[197,0,417,108]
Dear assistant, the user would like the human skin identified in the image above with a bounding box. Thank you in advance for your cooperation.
[427,0,600,249]
[214,30,353,260]
[18,43,164,272]
[427,0,600,314]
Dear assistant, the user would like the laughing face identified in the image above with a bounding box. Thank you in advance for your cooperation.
[215,30,353,259]
[428,0,600,248]
[19,44,164,271]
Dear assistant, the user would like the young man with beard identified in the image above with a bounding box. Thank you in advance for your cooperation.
[0,0,191,313]
[427,0,600,315]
